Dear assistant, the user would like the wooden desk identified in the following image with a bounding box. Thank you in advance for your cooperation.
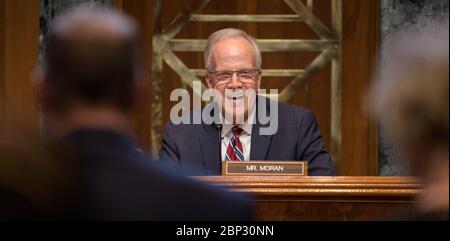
[194,176,422,220]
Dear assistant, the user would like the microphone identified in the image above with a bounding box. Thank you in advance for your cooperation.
[215,123,223,169]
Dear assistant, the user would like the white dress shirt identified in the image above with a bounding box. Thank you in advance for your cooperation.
[220,110,255,161]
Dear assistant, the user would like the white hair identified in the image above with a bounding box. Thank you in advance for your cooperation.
[203,28,261,71]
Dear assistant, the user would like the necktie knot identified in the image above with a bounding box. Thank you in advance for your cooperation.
[232,126,243,136]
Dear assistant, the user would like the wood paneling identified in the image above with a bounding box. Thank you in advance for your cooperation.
[196,176,420,220]
[341,0,379,175]
[0,0,40,140]
[0,1,4,132]
[116,0,154,152]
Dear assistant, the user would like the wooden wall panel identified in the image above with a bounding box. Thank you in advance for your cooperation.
[0,1,4,133]
[341,0,379,175]
[115,0,154,152]
[0,0,40,140]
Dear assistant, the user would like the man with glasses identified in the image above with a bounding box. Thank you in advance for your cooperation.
[159,28,335,176]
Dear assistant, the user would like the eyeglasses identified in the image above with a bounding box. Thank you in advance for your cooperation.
[207,69,261,82]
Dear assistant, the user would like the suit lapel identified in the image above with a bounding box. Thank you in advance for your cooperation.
[199,123,221,174]
[250,96,273,160]
[250,123,273,160]
[199,102,222,174]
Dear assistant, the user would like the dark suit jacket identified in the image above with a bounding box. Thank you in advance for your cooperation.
[52,129,252,220]
[159,97,336,176]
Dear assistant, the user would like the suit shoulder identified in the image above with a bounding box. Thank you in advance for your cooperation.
[276,100,314,119]
[163,118,204,132]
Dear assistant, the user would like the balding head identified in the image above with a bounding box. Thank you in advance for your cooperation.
[43,6,143,113]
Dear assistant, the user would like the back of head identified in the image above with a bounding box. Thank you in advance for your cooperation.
[372,21,449,175]
[44,6,143,113]
[370,20,449,220]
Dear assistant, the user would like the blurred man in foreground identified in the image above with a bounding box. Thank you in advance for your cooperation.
[34,6,252,220]
[370,22,448,220]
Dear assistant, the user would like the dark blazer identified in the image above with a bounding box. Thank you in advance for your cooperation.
[159,97,336,176]
[52,129,253,220]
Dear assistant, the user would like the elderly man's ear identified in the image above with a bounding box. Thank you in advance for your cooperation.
[205,74,213,89]
[257,74,262,89]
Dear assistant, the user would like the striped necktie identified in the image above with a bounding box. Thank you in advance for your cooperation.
[225,126,244,161]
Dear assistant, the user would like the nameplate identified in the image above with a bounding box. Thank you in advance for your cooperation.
[221,161,308,176]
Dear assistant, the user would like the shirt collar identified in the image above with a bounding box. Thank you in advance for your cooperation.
[220,108,255,138]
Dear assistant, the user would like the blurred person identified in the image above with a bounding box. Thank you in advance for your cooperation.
[159,28,336,176]
[34,6,252,220]
[370,22,449,220]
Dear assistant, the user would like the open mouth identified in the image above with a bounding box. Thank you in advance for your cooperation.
[226,95,245,101]
[225,91,245,101]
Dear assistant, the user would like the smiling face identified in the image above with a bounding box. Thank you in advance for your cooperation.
[205,37,261,124]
